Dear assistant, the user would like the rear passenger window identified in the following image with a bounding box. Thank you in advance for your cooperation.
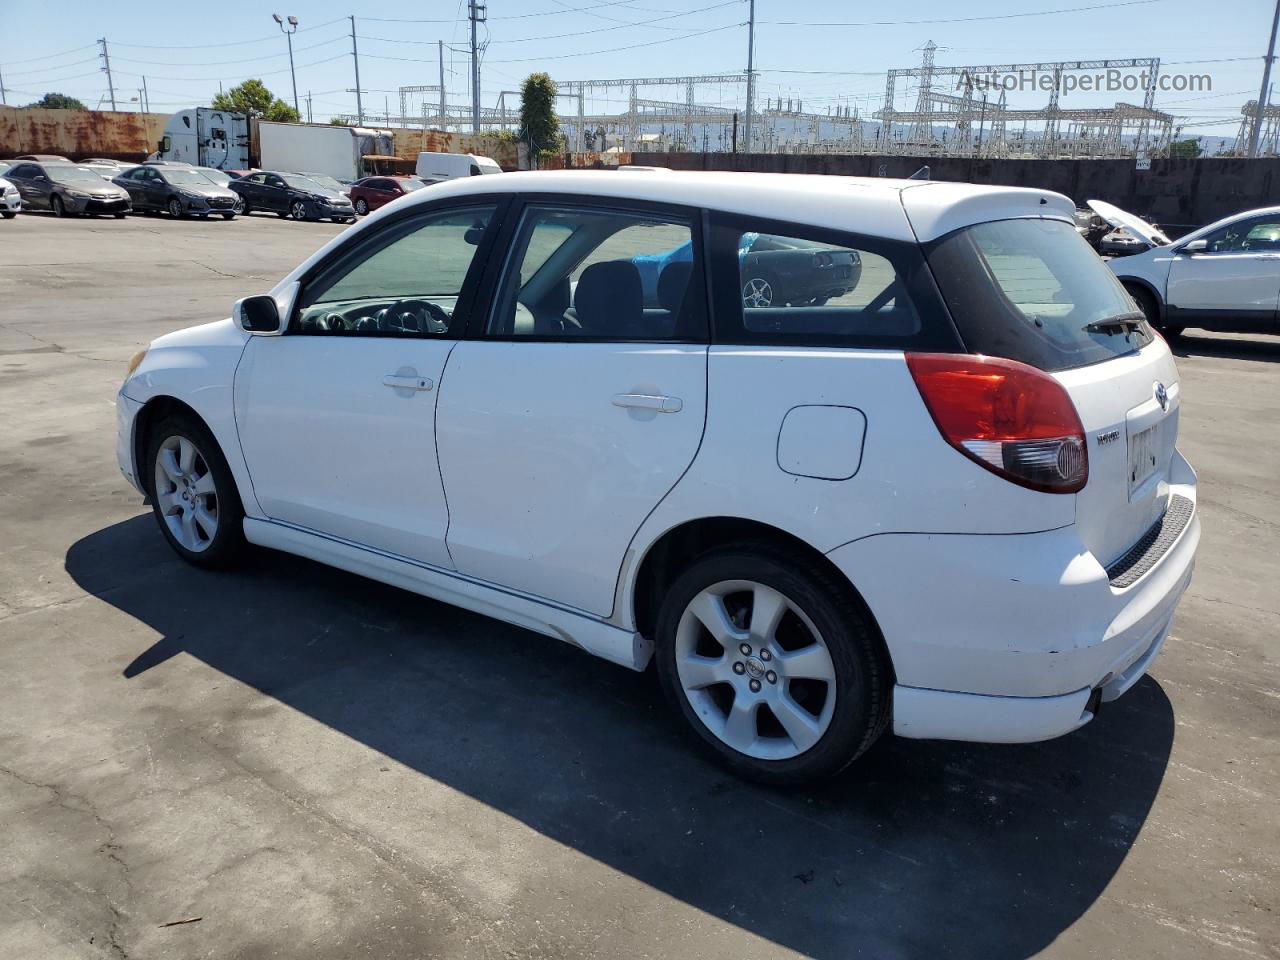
[709,214,952,349]
[488,204,706,340]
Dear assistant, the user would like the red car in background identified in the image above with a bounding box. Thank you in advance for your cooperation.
[348,175,435,215]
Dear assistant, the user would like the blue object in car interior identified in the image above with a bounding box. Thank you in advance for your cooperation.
[630,234,758,304]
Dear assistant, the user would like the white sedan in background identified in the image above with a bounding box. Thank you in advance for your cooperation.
[116,171,1199,784]
[1104,201,1280,338]
[0,176,20,218]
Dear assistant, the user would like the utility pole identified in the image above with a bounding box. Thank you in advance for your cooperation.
[0,64,7,106]
[99,38,117,111]
[1250,0,1280,157]
[305,90,312,123]
[350,16,364,125]
[469,0,486,133]
[273,14,300,117]
[141,75,150,113]
[743,0,756,154]
[438,40,447,129]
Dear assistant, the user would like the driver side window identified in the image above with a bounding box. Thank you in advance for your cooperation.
[294,205,496,337]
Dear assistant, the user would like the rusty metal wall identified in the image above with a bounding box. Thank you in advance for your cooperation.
[0,108,169,161]
[387,127,519,170]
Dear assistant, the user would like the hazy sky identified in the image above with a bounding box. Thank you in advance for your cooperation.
[1,0,1272,140]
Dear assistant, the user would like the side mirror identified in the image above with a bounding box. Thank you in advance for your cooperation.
[464,225,485,245]
[1180,238,1208,254]
[234,294,284,335]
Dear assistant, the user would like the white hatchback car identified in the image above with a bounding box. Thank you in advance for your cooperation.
[116,171,1199,784]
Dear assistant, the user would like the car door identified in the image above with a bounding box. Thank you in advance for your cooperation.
[236,172,266,208]
[235,200,502,567]
[142,167,167,208]
[263,174,289,211]
[9,164,49,209]
[116,168,144,206]
[371,179,396,209]
[1166,213,1280,329]
[436,198,710,616]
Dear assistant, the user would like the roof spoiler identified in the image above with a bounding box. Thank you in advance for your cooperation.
[908,165,931,180]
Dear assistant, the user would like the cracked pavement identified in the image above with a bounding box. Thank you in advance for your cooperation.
[0,210,1277,959]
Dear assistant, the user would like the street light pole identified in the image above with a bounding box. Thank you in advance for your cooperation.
[273,14,300,118]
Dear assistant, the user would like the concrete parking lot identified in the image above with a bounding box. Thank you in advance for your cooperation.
[0,209,1276,960]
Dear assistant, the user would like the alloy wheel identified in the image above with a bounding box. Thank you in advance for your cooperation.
[168,198,183,218]
[291,201,307,220]
[674,579,837,760]
[355,198,369,215]
[153,435,219,553]
[742,277,773,307]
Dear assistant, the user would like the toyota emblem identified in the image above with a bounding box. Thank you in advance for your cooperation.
[1154,381,1169,411]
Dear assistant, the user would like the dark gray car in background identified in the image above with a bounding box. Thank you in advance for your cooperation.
[114,165,240,219]
[228,171,356,223]
[2,161,131,218]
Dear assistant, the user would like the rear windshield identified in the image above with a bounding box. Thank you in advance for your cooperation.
[926,217,1154,371]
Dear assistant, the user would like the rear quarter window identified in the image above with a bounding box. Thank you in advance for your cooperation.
[707,212,959,350]
[926,217,1154,371]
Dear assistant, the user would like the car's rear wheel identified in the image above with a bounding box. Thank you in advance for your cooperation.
[290,200,308,221]
[168,197,183,218]
[655,545,890,785]
[355,197,370,216]
[146,414,245,568]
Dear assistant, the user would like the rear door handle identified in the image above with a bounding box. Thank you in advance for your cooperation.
[383,374,433,391]
[612,393,682,413]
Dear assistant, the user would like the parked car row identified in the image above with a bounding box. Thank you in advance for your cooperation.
[0,157,446,224]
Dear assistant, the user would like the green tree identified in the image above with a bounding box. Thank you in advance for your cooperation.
[1168,137,1202,159]
[212,79,300,123]
[518,72,562,166]
[329,116,351,126]
[29,92,86,110]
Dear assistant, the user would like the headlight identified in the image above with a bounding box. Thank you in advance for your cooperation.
[67,190,91,199]
[3,186,16,196]
[125,349,148,382]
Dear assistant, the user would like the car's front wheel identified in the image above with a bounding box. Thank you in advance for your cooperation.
[655,545,890,785]
[221,212,236,221]
[51,195,69,218]
[290,200,308,221]
[168,197,183,218]
[146,414,245,568]
[1125,283,1183,339]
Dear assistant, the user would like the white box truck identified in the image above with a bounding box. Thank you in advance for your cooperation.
[154,108,250,170]
[415,151,502,180]
[256,122,400,181]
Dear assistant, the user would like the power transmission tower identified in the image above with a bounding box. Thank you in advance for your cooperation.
[469,0,486,133]
[99,38,117,111]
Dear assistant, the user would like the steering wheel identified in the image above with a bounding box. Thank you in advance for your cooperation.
[377,298,451,335]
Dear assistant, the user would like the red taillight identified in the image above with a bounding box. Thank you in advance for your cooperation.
[905,353,1088,494]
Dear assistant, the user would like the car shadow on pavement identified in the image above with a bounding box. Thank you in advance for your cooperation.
[1170,333,1280,363]
[67,516,1175,960]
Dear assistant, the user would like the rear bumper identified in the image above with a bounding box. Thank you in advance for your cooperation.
[827,449,1198,743]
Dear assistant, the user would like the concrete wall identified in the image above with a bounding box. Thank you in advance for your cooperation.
[0,107,169,161]
[630,152,1280,234]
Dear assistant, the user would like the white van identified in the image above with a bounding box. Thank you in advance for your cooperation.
[414,151,502,180]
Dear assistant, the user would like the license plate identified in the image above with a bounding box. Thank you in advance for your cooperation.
[1128,424,1159,495]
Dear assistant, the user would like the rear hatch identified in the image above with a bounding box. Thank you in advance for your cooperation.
[923,214,1180,568]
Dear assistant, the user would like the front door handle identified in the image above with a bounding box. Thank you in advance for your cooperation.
[383,374,433,391]
[612,393,682,413]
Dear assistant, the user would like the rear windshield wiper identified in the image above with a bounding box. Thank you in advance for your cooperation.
[1084,312,1145,335]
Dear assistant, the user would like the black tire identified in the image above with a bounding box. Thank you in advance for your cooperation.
[240,201,252,215]
[221,212,236,221]
[654,543,891,786]
[276,208,290,218]
[51,195,67,218]
[354,197,369,216]
[1125,284,1183,340]
[1,211,16,219]
[113,211,127,219]
[145,413,246,569]
[168,197,183,218]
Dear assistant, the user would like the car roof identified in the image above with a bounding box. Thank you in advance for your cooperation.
[395,170,1075,243]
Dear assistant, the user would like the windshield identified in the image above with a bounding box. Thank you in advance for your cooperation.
[198,168,231,186]
[302,174,344,191]
[283,174,326,191]
[164,168,215,186]
[47,165,108,184]
[927,218,1153,371]
[400,178,427,192]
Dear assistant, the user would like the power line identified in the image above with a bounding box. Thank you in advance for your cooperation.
[3,56,102,78]
[0,43,98,66]
[110,35,348,68]
[760,0,1172,28]
[488,21,741,63]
